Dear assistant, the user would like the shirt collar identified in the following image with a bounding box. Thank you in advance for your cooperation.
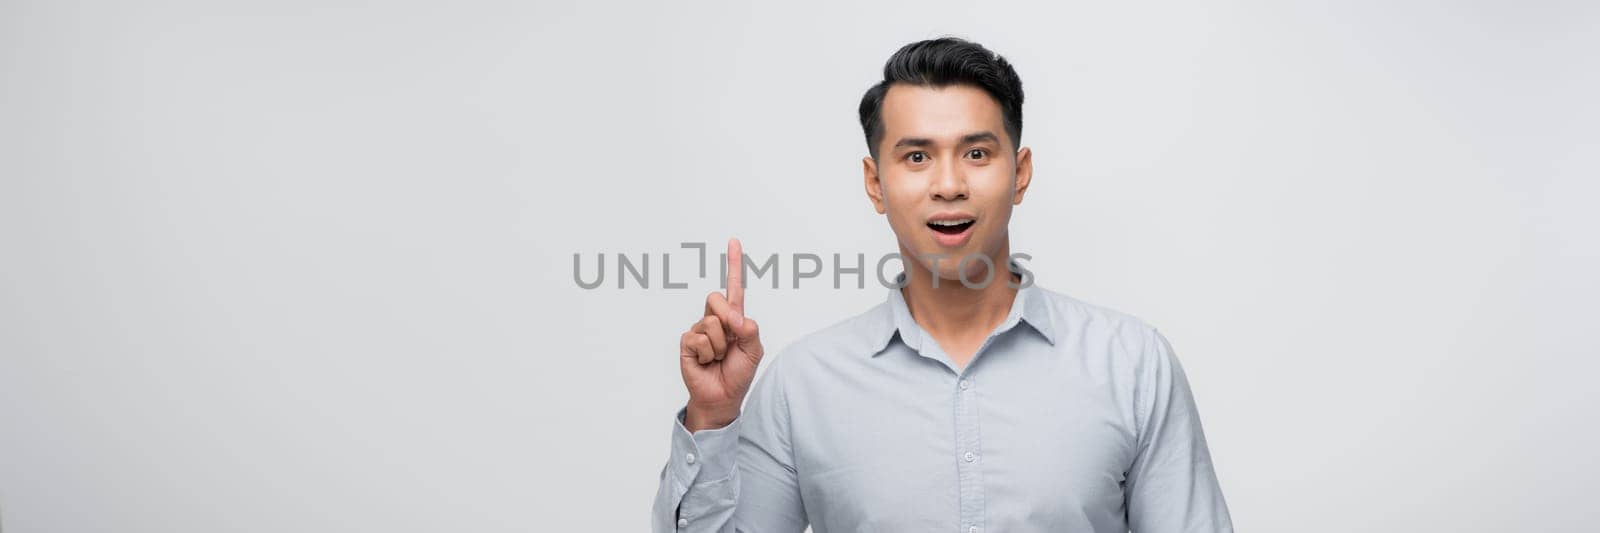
[868,260,1057,357]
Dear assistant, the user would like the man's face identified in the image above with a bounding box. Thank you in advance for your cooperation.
[864,83,1033,283]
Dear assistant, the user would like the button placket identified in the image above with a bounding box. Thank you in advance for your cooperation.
[954,374,986,533]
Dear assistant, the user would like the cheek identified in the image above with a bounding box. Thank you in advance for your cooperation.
[879,182,927,241]
[978,171,1018,208]
[973,167,1015,194]
[983,207,1014,238]
[882,175,922,201]
[880,178,921,214]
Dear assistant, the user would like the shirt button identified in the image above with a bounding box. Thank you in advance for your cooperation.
[963,451,976,462]
[959,379,971,390]
[685,452,696,465]
[677,517,689,528]
[970,527,980,533]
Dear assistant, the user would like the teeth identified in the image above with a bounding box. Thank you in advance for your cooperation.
[929,219,973,226]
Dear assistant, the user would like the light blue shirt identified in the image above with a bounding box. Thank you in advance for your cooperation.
[652,278,1233,532]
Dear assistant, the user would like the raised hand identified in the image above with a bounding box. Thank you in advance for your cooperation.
[679,238,766,432]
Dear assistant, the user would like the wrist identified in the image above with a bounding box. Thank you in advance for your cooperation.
[685,403,740,432]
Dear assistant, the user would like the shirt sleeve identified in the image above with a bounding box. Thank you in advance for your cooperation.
[650,362,808,532]
[1125,327,1235,532]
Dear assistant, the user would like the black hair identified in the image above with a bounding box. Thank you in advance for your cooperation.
[857,37,1024,159]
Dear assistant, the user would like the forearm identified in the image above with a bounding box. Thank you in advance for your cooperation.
[652,406,743,532]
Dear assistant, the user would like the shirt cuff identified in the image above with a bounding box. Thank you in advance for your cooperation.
[670,405,742,484]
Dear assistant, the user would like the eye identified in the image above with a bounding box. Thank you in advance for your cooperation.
[966,148,988,160]
[905,151,928,164]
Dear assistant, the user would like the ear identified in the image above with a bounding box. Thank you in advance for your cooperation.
[1012,147,1033,205]
[863,156,886,214]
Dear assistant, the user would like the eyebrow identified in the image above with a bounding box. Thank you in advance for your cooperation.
[960,131,1001,146]
[891,131,1002,150]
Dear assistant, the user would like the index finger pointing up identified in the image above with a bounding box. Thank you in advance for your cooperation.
[727,237,745,321]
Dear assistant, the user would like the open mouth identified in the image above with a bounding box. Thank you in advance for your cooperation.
[927,218,975,235]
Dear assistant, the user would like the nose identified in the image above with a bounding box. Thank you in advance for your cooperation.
[930,158,969,201]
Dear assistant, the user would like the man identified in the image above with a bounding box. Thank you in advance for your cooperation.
[652,37,1233,532]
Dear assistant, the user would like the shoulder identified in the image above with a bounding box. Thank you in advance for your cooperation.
[1033,285,1164,350]
[755,299,891,382]
[1026,285,1181,390]
[781,300,892,362]
[1030,287,1184,430]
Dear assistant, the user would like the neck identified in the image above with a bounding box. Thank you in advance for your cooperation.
[898,241,1019,345]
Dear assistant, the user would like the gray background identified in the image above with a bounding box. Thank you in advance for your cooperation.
[3,1,1597,531]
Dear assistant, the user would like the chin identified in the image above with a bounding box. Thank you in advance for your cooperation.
[908,242,998,282]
